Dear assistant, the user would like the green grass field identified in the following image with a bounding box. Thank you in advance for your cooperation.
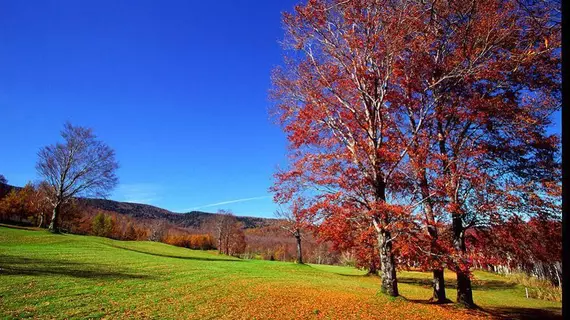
[0,226,561,319]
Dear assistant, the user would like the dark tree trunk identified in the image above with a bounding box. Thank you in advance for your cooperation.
[295,229,303,264]
[426,222,447,303]
[48,203,60,233]
[456,270,473,307]
[433,268,447,303]
[378,230,398,297]
[453,214,474,307]
[367,245,378,275]
[367,259,378,275]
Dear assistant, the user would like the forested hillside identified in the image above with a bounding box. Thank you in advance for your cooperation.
[80,198,278,229]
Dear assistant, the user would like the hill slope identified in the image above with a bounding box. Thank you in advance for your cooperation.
[0,226,561,320]
[80,198,278,229]
[0,182,20,199]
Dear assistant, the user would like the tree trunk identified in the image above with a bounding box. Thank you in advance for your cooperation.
[419,166,447,303]
[48,203,60,233]
[367,245,378,275]
[224,236,229,255]
[217,237,222,254]
[368,259,378,275]
[427,220,447,303]
[553,263,561,288]
[453,214,474,307]
[456,270,473,306]
[378,230,399,297]
[433,269,447,303]
[38,212,44,228]
[295,229,303,264]
[438,120,474,307]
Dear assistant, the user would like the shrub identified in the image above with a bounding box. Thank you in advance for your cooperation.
[92,212,114,237]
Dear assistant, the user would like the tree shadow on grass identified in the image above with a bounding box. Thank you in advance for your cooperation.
[400,296,561,320]
[336,273,517,292]
[482,306,562,320]
[397,276,517,291]
[108,245,244,262]
[335,273,379,278]
[0,255,152,280]
[0,223,43,231]
[398,296,454,305]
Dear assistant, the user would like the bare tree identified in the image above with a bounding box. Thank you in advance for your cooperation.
[0,175,7,185]
[276,205,307,264]
[213,209,239,255]
[36,122,119,233]
[148,219,167,242]
[227,222,246,256]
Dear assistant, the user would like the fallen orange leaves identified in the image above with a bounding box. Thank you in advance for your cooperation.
[191,281,492,320]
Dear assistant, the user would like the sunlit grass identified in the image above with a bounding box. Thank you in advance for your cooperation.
[0,226,561,319]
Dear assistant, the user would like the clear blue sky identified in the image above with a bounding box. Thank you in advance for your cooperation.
[0,1,560,218]
[0,0,300,218]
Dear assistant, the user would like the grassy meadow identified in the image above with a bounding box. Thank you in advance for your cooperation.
[0,226,561,319]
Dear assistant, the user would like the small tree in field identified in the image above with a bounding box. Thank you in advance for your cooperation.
[228,225,247,256]
[36,122,119,233]
[92,213,106,236]
[148,220,167,242]
[92,212,115,237]
[275,202,308,264]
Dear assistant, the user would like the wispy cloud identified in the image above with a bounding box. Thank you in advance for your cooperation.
[115,183,162,205]
[181,195,271,212]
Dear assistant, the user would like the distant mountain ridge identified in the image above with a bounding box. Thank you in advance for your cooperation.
[78,198,279,229]
[0,182,20,198]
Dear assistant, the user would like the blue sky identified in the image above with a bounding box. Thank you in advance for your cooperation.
[0,0,299,217]
[0,1,561,218]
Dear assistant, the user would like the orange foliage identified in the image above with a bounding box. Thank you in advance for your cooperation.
[163,229,215,250]
[190,281,492,320]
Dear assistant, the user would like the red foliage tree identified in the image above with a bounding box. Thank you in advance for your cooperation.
[271,0,440,297]
[414,0,560,306]
[469,213,562,286]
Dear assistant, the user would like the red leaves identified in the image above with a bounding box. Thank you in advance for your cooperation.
[468,216,561,278]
